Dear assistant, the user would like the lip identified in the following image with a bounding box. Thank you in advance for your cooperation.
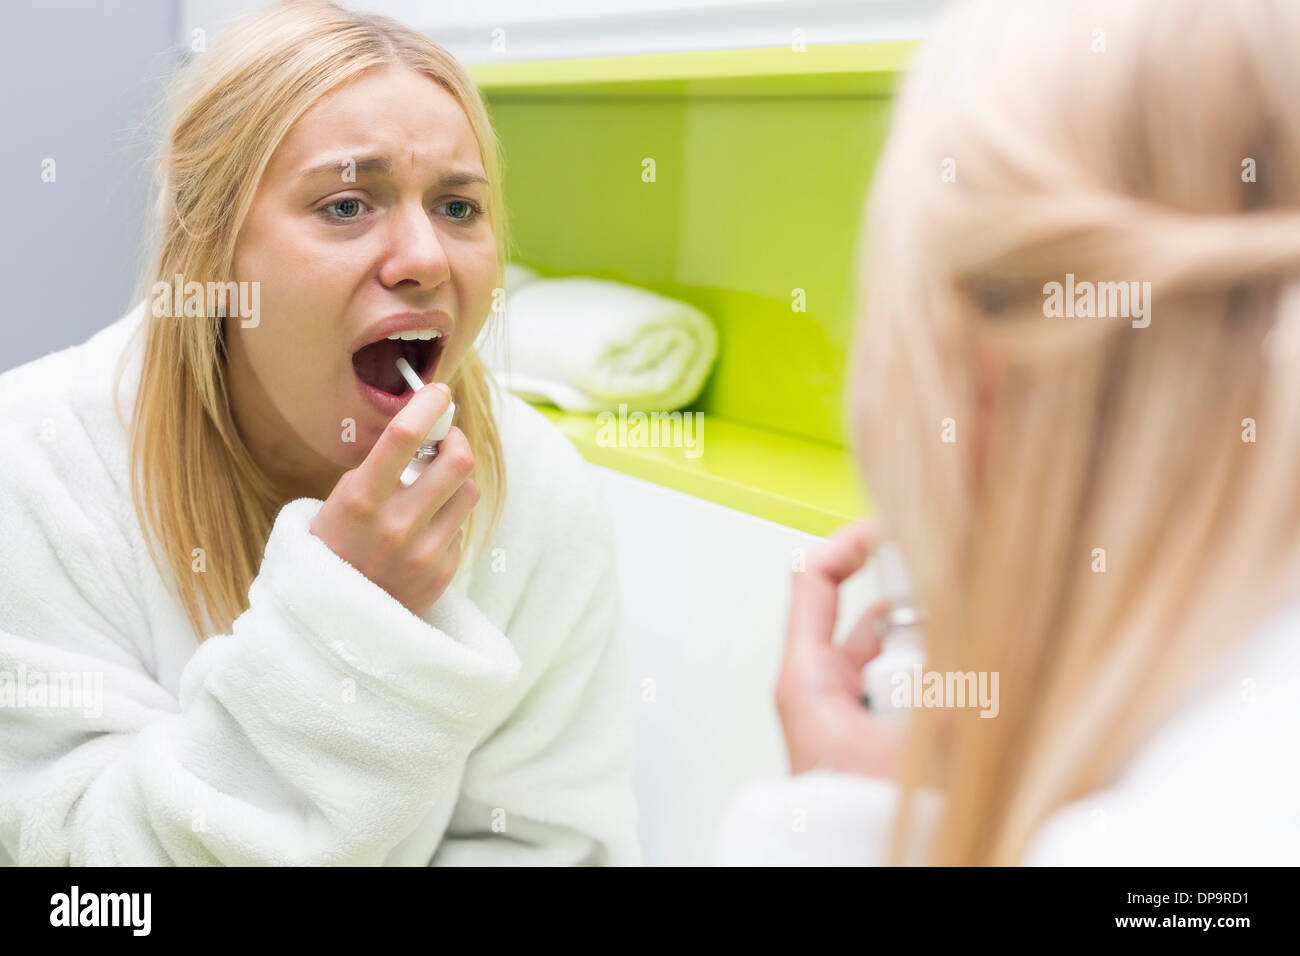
[349,309,453,354]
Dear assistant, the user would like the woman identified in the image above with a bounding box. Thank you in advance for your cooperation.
[717,0,1300,865]
[0,0,639,866]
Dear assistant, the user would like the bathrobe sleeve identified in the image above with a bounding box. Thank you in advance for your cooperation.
[0,482,524,865]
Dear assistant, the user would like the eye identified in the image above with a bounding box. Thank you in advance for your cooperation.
[319,197,368,222]
[438,199,482,222]
[960,276,1018,317]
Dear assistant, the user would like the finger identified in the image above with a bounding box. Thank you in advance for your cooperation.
[417,476,479,547]
[400,426,475,526]
[839,599,893,672]
[787,519,882,653]
[356,385,452,494]
[417,524,465,575]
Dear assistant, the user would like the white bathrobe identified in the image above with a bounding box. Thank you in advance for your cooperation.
[0,306,641,866]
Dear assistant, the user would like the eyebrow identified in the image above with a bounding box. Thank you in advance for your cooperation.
[297,155,488,188]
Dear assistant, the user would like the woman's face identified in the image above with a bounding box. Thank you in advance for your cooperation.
[226,65,497,500]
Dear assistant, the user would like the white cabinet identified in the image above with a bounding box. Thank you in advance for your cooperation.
[590,463,886,866]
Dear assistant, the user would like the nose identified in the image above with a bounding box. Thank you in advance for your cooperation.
[377,199,451,291]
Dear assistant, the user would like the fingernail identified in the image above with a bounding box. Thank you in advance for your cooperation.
[433,382,451,396]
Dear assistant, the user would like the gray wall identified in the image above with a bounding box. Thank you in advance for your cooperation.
[0,0,179,372]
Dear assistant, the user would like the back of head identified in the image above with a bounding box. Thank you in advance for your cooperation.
[853,0,1300,864]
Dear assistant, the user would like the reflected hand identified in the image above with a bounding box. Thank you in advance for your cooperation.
[775,519,902,778]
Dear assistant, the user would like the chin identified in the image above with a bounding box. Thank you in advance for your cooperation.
[303,420,374,470]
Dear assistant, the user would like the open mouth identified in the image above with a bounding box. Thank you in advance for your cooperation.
[352,333,445,395]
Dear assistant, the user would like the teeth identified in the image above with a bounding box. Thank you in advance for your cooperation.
[386,329,442,341]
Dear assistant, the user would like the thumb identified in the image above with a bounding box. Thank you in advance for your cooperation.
[839,600,893,672]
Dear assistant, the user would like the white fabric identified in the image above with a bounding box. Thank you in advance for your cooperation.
[713,592,1300,866]
[503,262,541,293]
[0,304,641,866]
[479,276,718,413]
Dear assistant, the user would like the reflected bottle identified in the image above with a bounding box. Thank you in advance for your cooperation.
[860,541,927,718]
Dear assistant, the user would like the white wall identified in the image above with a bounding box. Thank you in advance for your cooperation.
[179,0,952,62]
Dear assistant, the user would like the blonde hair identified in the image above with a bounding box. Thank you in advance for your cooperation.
[116,0,508,641]
[853,0,1300,864]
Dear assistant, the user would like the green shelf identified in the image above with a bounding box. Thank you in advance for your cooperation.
[468,42,917,97]
[470,41,913,535]
[533,402,870,536]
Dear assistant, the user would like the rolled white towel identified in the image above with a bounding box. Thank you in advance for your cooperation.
[477,276,718,413]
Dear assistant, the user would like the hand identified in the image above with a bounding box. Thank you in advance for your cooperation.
[310,384,479,618]
[775,519,902,778]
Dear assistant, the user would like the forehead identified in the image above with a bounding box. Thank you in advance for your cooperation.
[269,65,484,181]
